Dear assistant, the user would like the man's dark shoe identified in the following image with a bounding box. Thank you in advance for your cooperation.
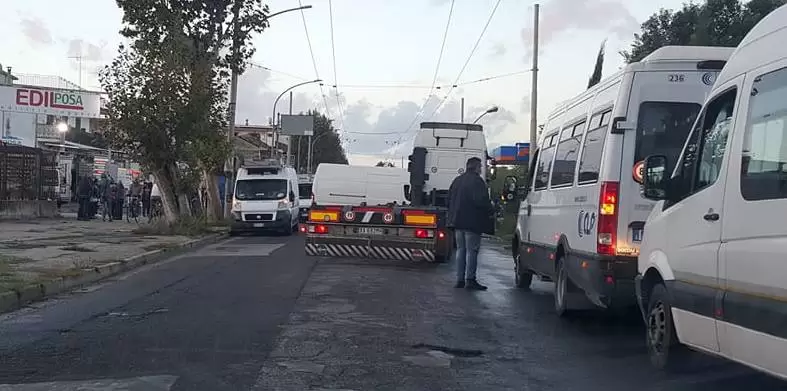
[465,279,488,291]
[454,281,465,288]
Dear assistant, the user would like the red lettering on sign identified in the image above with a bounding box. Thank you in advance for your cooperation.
[12,88,84,110]
[15,89,29,105]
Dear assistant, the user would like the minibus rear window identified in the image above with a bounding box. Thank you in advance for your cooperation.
[635,101,701,169]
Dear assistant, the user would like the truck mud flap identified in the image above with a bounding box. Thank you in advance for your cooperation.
[305,243,436,262]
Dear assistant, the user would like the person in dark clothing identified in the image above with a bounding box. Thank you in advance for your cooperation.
[446,157,495,290]
[76,175,93,221]
[114,182,126,220]
[142,182,152,217]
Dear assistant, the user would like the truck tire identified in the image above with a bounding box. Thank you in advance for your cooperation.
[646,283,692,371]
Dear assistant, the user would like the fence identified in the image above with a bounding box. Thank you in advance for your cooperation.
[0,144,57,201]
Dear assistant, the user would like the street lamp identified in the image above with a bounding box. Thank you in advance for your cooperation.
[473,106,499,124]
[267,5,312,19]
[56,122,69,133]
[270,78,322,158]
[224,4,314,218]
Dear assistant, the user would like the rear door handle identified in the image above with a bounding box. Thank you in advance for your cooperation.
[703,213,719,221]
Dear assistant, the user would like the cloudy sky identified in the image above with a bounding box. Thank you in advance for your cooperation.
[1,0,687,166]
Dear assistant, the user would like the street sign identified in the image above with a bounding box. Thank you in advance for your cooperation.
[280,114,314,136]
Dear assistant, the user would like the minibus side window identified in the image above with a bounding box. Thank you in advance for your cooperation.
[741,66,787,201]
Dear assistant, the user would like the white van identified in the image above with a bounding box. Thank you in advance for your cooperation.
[297,174,314,222]
[636,6,787,379]
[230,160,300,235]
[312,163,408,206]
[514,46,734,316]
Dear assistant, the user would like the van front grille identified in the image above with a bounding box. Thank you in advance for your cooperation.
[244,213,273,221]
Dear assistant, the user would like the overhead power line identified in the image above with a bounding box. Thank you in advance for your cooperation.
[249,62,530,90]
[328,0,348,137]
[422,0,503,124]
[297,0,332,117]
[394,0,456,155]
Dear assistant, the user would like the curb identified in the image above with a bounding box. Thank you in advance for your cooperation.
[0,233,227,315]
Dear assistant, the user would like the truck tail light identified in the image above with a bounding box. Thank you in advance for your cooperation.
[414,229,434,239]
[597,181,619,256]
[306,224,329,234]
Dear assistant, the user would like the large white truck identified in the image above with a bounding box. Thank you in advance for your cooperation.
[301,122,489,262]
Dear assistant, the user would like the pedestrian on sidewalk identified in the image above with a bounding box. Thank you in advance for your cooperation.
[76,175,93,221]
[142,181,152,217]
[446,157,495,291]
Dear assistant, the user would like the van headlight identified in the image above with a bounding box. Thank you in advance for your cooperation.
[277,200,290,210]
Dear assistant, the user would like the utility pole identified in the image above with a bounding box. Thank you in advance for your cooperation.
[460,97,465,123]
[224,0,242,218]
[529,4,540,160]
[285,91,293,166]
[69,55,83,89]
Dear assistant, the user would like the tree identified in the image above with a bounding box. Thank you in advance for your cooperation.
[291,111,348,173]
[102,0,269,224]
[587,39,606,89]
[621,0,785,63]
[375,161,394,167]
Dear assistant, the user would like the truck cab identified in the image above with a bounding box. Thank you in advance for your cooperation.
[407,122,488,207]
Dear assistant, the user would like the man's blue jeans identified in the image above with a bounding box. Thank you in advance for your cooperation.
[454,229,481,282]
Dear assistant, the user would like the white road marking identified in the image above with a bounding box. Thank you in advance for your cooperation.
[0,375,178,390]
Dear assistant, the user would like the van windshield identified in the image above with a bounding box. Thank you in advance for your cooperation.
[235,179,287,201]
[635,101,701,169]
[298,183,312,200]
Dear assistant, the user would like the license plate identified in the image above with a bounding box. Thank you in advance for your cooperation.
[358,227,384,235]
[632,228,644,242]
[253,223,265,228]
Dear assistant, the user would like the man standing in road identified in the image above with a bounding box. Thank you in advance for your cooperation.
[447,157,495,291]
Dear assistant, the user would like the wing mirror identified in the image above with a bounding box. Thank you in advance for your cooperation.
[641,155,669,201]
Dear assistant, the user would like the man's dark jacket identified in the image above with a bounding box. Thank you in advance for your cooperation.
[446,172,495,235]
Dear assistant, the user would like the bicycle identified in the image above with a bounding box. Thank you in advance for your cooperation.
[126,195,142,223]
[148,198,163,224]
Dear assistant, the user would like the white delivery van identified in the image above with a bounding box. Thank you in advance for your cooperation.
[297,173,314,222]
[514,46,734,316]
[312,163,409,206]
[230,160,300,235]
[636,6,787,379]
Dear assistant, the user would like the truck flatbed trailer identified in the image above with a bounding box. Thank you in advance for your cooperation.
[300,204,452,262]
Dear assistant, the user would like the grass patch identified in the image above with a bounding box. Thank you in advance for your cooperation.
[1,242,47,250]
[60,245,96,252]
[0,254,33,264]
[0,261,27,292]
[71,258,96,269]
[133,216,212,237]
[495,212,517,244]
[143,243,177,252]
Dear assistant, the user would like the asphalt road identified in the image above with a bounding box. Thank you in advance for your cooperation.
[0,234,783,390]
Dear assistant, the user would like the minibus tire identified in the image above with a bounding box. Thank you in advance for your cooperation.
[514,254,533,290]
[554,257,576,317]
[646,283,691,371]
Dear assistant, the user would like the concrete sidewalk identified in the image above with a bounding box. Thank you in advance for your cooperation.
[0,213,223,312]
